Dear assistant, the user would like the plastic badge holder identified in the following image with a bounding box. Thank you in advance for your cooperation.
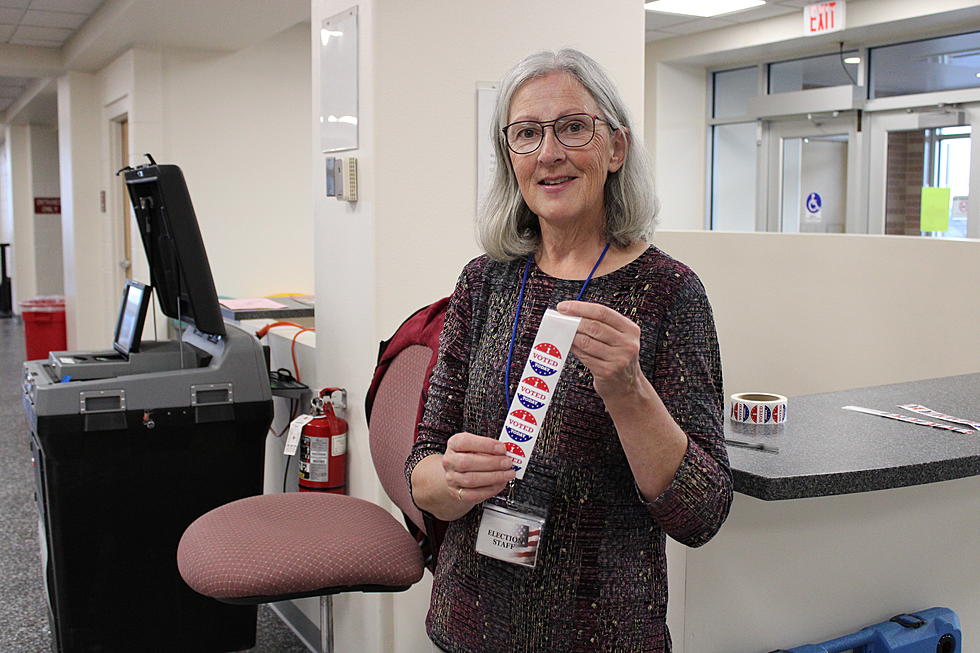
[475,498,545,568]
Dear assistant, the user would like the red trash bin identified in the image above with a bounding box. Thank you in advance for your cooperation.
[20,295,67,361]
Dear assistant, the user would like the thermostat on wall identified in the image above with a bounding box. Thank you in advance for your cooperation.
[326,156,358,202]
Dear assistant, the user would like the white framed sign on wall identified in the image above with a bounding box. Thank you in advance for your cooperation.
[320,6,358,153]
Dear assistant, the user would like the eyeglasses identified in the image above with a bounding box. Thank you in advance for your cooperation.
[502,113,616,155]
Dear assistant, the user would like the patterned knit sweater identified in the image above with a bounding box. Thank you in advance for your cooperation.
[406,245,732,653]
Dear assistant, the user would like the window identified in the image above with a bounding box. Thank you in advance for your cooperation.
[711,123,757,231]
[932,126,970,238]
[713,67,757,119]
[710,67,759,229]
[870,31,980,99]
[884,126,971,238]
[769,51,859,93]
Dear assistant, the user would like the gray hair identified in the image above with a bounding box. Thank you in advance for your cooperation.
[477,49,658,262]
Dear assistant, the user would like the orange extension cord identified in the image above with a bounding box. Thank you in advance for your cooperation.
[255,321,316,383]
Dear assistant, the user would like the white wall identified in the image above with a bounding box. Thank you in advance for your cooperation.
[687,476,979,653]
[370,2,646,334]
[652,231,980,398]
[647,62,708,229]
[29,126,62,295]
[160,22,313,298]
[310,1,646,650]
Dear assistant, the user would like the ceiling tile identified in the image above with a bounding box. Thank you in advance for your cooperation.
[29,0,103,13]
[645,12,700,30]
[22,9,86,28]
[0,23,15,40]
[0,0,29,9]
[12,23,69,40]
[774,0,819,7]
[726,4,798,22]
[660,16,738,35]
[0,6,23,22]
[8,36,62,46]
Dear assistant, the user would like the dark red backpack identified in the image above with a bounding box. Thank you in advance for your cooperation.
[365,297,450,572]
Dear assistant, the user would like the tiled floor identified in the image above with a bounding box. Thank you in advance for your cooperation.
[0,316,308,652]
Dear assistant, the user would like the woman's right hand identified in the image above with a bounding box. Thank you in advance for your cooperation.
[443,432,517,505]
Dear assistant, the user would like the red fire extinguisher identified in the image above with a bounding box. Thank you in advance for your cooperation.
[298,387,347,494]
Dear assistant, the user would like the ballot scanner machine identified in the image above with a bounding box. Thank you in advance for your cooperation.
[22,161,273,652]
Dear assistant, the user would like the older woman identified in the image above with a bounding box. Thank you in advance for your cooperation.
[407,49,732,652]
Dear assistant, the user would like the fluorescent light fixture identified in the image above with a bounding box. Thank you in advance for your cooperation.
[843,57,861,65]
[975,72,980,78]
[644,0,765,17]
[327,115,358,125]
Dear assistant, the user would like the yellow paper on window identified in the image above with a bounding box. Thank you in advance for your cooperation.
[920,187,951,232]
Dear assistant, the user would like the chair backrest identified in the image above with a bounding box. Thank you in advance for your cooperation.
[368,343,432,533]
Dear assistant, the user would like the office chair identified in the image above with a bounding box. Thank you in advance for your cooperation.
[177,344,434,653]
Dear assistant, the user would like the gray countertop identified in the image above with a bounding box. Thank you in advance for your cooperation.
[219,296,314,322]
[726,373,980,500]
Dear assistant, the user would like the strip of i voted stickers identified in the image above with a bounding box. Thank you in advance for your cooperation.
[842,405,975,434]
[499,309,581,479]
[898,404,980,431]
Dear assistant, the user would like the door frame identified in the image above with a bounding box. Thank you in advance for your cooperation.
[865,105,980,238]
[762,112,862,233]
[105,96,132,297]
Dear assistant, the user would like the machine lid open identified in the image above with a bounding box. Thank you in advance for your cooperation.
[123,157,226,338]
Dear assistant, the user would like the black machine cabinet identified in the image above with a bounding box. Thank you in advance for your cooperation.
[29,394,270,651]
[22,160,274,652]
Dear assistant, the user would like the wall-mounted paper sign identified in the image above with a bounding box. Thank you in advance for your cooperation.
[804,191,822,223]
[34,197,61,214]
[920,187,951,232]
[320,7,358,153]
[951,196,968,218]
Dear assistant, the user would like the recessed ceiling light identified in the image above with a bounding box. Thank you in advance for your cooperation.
[975,72,980,78]
[843,57,861,65]
[644,0,766,17]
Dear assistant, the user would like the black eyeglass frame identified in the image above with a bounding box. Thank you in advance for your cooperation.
[501,113,618,155]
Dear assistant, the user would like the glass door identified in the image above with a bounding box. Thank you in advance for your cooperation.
[765,113,860,232]
[866,106,979,238]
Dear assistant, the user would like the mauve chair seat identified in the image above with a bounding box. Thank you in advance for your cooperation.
[177,493,424,602]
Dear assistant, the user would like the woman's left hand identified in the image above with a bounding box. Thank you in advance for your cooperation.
[556,300,643,400]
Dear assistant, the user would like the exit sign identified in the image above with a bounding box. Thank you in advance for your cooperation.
[804,1,845,36]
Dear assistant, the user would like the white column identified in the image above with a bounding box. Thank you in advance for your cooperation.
[58,71,113,349]
[4,124,37,308]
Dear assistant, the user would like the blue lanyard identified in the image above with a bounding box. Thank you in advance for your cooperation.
[504,242,610,410]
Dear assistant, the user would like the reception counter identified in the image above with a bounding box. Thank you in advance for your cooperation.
[675,373,980,653]
[727,373,980,500]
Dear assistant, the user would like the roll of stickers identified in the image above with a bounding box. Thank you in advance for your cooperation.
[498,309,580,479]
[730,392,788,425]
